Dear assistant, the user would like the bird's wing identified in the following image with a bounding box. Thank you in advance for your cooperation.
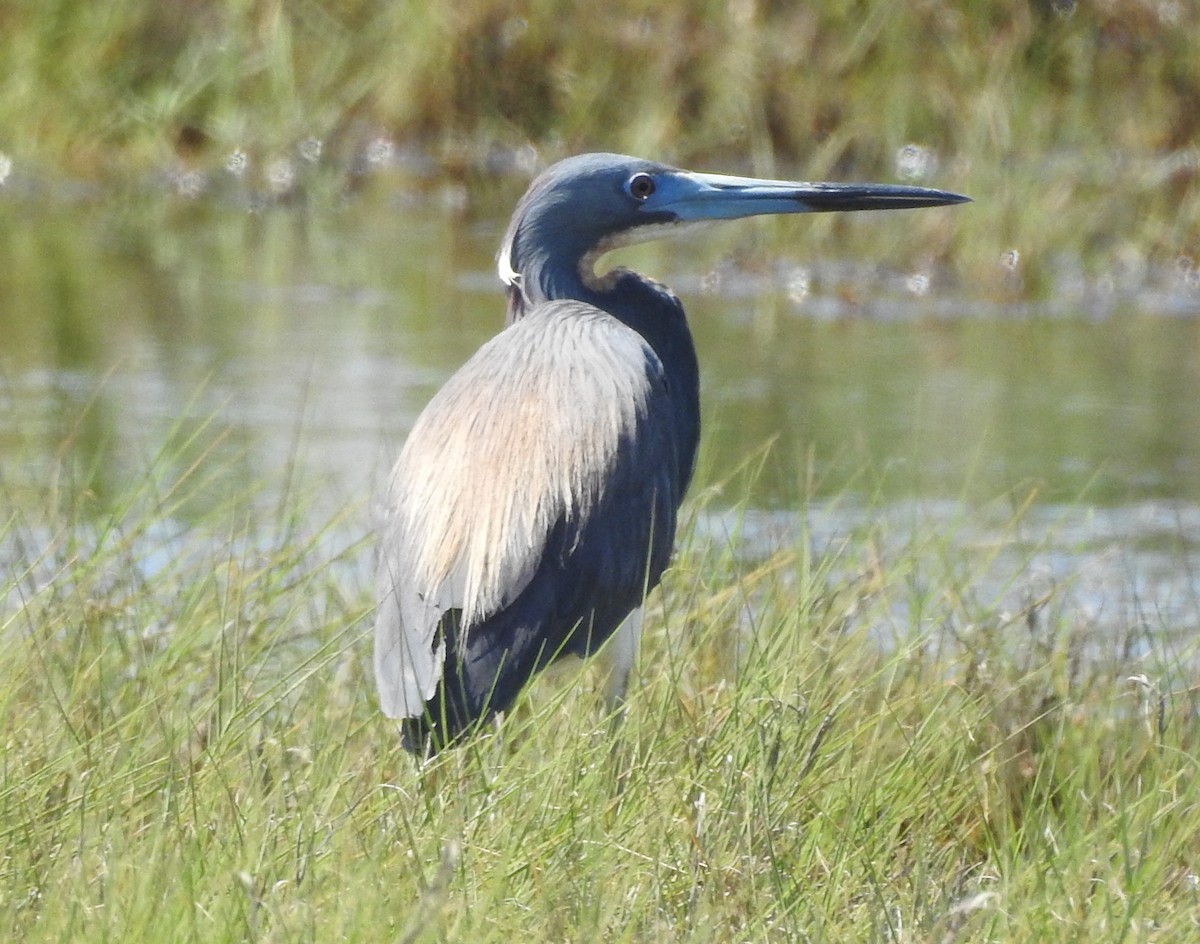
[374,302,678,719]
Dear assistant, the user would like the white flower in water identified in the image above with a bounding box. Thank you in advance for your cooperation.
[298,137,322,163]
[366,137,395,167]
[174,170,205,199]
[786,267,811,304]
[895,143,936,182]
[905,272,930,297]
[500,16,528,48]
[225,149,249,177]
[266,158,295,194]
[0,152,11,186]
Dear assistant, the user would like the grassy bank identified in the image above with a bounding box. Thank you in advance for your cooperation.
[4,438,1200,941]
[1,1,1198,292]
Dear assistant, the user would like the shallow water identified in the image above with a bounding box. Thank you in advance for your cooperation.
[2,178,1199,651]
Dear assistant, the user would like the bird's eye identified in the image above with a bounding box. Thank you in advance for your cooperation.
[625,173,656,201]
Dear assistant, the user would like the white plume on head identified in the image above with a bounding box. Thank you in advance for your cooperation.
[497,242,522,287]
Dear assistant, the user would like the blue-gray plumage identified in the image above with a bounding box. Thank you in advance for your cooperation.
[375,153,968,753]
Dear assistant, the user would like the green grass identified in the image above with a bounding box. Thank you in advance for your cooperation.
[4,431,1200,942]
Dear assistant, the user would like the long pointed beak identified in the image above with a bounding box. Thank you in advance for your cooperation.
[650,170,970,221]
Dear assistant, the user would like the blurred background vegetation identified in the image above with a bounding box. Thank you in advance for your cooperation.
[2,0,1200,295]
[1,0,1197,287]
[1,0,1196,173]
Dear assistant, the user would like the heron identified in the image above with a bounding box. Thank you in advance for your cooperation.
[375,152,968,753]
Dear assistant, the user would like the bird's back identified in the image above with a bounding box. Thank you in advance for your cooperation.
[375,300,687,749]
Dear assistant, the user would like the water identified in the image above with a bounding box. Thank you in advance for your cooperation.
[2,180,1199,652]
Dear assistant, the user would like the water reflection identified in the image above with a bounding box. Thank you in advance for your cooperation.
[2,189,1198,645]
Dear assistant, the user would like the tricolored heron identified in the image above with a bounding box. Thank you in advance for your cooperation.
[375,152,967,753]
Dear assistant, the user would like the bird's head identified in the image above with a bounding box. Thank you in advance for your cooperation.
[497,152,969,316]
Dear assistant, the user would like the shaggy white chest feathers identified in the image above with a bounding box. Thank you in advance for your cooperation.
[374,304,662,717]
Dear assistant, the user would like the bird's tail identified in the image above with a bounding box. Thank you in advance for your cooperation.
[399,608,552,755]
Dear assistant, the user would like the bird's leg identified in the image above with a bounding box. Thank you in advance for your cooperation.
[602,607,644,723]
[601,608,644,792]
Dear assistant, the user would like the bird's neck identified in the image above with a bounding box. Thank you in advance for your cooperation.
[505,258,701,495]
[507,257,685,352]
[504,250,589,324]
[611,271,702,496]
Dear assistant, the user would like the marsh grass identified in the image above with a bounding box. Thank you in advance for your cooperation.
[1,2,1197,293]
[4,422,1200,942]
[4,1,1196,172]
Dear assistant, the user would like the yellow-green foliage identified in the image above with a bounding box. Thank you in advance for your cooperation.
[1,1,1196,175]
[4,443,1200,941]
[2,1,1197,295]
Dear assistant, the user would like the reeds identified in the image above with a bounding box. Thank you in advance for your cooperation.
[4,428,1199,940]
[4,2,1197,297]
